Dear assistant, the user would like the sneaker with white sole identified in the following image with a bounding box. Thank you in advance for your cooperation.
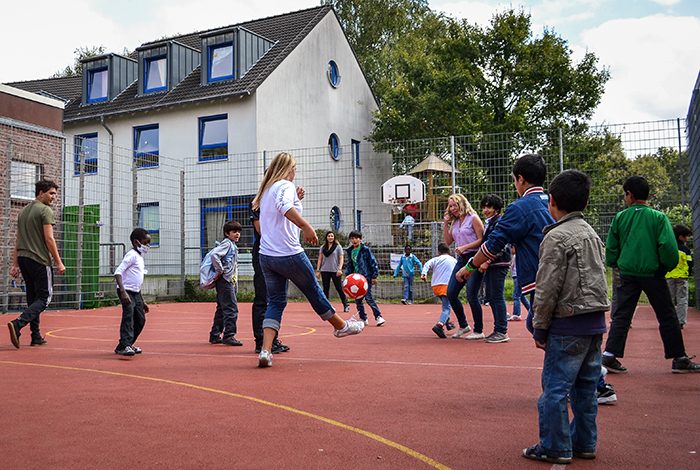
[375,316,386,326]
[596,383,617,405]
[451,325,472,339]
[334,319,365,338]
[484,332,510,343]
[465,332,485,340]
[258,349,273,368]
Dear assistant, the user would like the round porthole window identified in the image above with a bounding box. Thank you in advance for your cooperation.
[327,60,341,88]
[328,133,340,160]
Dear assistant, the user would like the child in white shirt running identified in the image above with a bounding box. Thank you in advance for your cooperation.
[421,243,457,338]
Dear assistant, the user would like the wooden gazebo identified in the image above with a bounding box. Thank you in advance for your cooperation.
[408,153,458,221]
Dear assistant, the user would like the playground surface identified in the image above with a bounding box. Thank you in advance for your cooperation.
[2,302,699,469]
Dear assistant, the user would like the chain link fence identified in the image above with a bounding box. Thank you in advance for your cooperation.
[0,118,691,310]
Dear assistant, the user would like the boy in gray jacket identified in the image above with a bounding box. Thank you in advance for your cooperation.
[522,170,609,465]
[209,221,243,346]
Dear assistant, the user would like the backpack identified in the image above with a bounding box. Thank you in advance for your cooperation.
[199,240,231,289]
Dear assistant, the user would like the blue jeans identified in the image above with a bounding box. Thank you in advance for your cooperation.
[438,295,451,325]
[538,334,602,458]
[466,267,508,334]
[402,275,414,302]
[355,283,382,320]
[512,275,530,317]
[260,252,335,331]
[447,253,478,329]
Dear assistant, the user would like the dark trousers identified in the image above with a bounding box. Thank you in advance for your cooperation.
[16,256,53,340]
[320,271,349,307]
[251,250,266,348]
[210,277,239,339]
[604,274,686,359]
[117,290,146,350]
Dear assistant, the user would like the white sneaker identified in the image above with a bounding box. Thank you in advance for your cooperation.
[376,316,386,327]
[451,325,472,339]
[465,332,485,340]
[334,319,365,338]
[258,350,273,368]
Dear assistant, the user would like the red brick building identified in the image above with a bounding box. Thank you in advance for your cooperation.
[0,84,64,311]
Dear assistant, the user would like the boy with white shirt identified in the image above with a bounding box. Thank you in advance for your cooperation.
[422,243,457,338]
[114,228,151,357]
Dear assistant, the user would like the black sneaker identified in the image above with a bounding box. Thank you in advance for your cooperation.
[30,337,48,346]
[672,355,700,373]
[602,355,627,374]
[432,324,446,339]
[573,450,596,459]
[596,383,617,405]
[8,321,20,349]
[132,345,142,354]
[271,340,290,354]
[522,444,571,464]
[446,321,456,331]
[222,336,243,346]
[209,335,222,344]
[115,346,136,357]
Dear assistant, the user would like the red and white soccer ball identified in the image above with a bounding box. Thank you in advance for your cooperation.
[342,273,369,300]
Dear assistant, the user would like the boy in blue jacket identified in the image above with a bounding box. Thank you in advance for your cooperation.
[393,245,423,305]
[456,154,554,332]
[346,230,385,326]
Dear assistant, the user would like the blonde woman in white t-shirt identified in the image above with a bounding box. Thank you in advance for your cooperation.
[251,152,364,367]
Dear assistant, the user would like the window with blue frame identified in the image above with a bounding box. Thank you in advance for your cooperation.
[87,68,108,103]
[74,133,98,175]
[328,133,340,160]
[208,43,234,82]
[144,56,167,92]
[330,206,342,231]
[137,202,160,247]
[200,195,254,258]
[199,114,228,161]
[134,124,159,168]
[352,139,361,167]
[327,60,340,88]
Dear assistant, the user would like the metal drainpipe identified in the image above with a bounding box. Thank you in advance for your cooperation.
[100,116,115,271]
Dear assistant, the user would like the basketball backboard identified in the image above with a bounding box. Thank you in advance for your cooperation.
[381,175,426,206]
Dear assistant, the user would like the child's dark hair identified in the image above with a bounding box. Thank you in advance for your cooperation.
[480,194,503,212]
[512,154,546,186]
[623,175,650,200]
[673,224,691,239]
[130,228,149,244]
[404,244,412,250]
[348,230,363,239]
[224,220,242,235]
[437,243,450,254]
[35,179,59,196]
[548,170,591,212]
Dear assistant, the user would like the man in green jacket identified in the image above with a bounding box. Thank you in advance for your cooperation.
[603,176,699,374]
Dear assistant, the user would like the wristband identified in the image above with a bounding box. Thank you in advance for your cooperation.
[465,257,477,273]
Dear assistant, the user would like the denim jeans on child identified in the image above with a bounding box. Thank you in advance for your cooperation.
[512,275,531,317]
[438,295,451,325]
[355,284,382,321]
[466,267,508,334]
[538,334,602,458]
[402,275,414,302]
[210,276,239,339]
[259,252,335,331]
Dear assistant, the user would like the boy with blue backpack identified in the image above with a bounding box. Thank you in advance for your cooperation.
[202,220,243,346]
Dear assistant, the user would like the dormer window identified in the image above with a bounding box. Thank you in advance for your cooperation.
[144,56,167,93]
[87,68,108,103]
[208,43,234,82]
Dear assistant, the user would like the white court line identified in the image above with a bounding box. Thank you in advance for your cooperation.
[34,346,543,370]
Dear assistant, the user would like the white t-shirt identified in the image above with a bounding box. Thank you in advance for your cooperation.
[114,249,146,292]
[259,179,304,257]
[421,254,457,287]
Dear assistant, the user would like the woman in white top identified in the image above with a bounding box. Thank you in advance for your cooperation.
[316,231,350,312]
[251,152,364,367]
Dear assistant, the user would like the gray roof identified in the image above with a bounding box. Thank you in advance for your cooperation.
[7,5,331,124]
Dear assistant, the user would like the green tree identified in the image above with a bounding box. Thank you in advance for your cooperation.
[52,45,107,77]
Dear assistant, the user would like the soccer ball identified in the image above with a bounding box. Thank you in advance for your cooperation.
[342,273,369,299]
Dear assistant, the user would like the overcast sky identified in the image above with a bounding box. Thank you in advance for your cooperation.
[2,0,699,125]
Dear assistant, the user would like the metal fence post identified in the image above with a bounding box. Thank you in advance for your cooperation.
[1,138,13,313]
[558,128,564,172]
[450,135,456,194]
[76,142,85,309]
[677,118,686,216]
[180,169,186,285]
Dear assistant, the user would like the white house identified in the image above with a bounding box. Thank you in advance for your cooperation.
[9,6,392,278]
